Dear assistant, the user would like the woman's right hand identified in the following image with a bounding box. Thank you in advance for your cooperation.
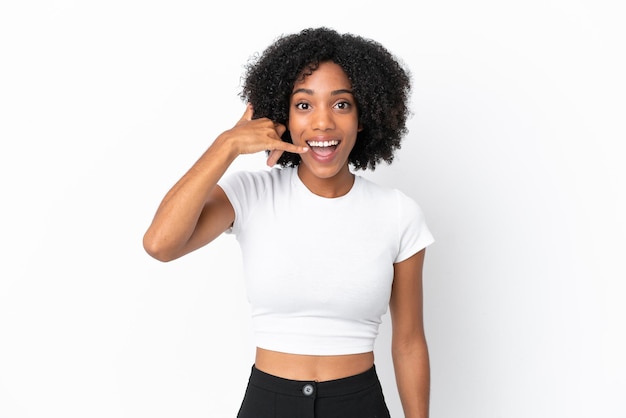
[143,104,308,262]
[219,104,308,166]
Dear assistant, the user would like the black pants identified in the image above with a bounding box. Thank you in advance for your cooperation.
[237,365,391,418]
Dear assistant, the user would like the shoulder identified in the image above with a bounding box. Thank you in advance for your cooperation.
[218,167,295,235]
[357,176,430,231]
[357,176,418,208]
[220,167,292,192]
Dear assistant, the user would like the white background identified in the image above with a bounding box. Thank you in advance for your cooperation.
[1,1,624,417]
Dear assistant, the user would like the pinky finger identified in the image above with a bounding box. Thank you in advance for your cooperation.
[266,149,284,167]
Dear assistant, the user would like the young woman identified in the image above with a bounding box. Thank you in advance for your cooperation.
[143,27,434,418]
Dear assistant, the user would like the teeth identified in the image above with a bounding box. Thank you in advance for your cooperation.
[307,140,339,147]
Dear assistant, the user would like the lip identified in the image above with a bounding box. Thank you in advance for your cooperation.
[305,138,341,163]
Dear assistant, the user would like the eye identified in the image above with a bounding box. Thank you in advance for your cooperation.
[295,102,310,110]
[334,100,352,111]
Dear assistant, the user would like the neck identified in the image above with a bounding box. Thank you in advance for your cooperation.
[297,165,355,198]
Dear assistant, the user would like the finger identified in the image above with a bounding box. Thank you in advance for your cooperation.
[238,103,254,123]
[274,122,286,138]
[266,140,308,167]
[266,149,284,167]
[279,142,309,155]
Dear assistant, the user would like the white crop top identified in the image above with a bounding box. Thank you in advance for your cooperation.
[218,167,434,355]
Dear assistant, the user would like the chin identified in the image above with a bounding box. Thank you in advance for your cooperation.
[305,163,347,179]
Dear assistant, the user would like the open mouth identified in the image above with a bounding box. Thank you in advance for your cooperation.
[306,140,340,157]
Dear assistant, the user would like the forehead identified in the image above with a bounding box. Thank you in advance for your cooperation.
[293,61,351,90]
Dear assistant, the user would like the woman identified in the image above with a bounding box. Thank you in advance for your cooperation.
[143,27,434,418]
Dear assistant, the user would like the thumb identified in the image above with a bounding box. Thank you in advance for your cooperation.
[238,103,254,123]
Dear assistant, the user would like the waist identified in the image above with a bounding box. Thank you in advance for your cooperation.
[247,363,381,398]
[254,347,374,381]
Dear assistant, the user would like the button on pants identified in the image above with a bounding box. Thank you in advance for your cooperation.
[236,365,391,418]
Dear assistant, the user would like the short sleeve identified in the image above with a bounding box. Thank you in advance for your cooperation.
[394,190,435,263]
[217,170,269,235]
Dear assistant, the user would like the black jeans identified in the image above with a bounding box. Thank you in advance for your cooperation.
[237,365,391,418]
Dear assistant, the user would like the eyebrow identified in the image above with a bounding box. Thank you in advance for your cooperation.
[291,88,354,97]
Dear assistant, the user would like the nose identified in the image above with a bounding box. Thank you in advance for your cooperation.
[312,108,335,131]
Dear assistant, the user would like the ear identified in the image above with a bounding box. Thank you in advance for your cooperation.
[358,123,363,132]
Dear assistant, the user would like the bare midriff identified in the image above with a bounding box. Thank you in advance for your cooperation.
[254,347,375,382]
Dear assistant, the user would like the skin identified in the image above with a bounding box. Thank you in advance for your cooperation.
[287,61,361,197]
[143,61,429,417]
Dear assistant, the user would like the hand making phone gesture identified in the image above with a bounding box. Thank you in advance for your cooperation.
[142,104,308,262]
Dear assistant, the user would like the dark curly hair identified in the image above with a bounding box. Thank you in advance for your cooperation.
[239,27,412,170]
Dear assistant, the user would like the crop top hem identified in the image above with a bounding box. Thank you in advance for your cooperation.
[255,342,375,356]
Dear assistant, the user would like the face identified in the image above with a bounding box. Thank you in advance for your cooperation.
[288,61,361,185]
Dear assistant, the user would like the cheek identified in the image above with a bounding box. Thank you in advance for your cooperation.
[287,117,305,136]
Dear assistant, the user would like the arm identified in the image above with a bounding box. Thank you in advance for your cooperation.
[142,104,308,262]
[389,249,430,418]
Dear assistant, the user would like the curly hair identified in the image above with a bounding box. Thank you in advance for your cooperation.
[240,27,412,170]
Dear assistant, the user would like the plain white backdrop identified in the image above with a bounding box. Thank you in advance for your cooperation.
[1,0,624,417]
